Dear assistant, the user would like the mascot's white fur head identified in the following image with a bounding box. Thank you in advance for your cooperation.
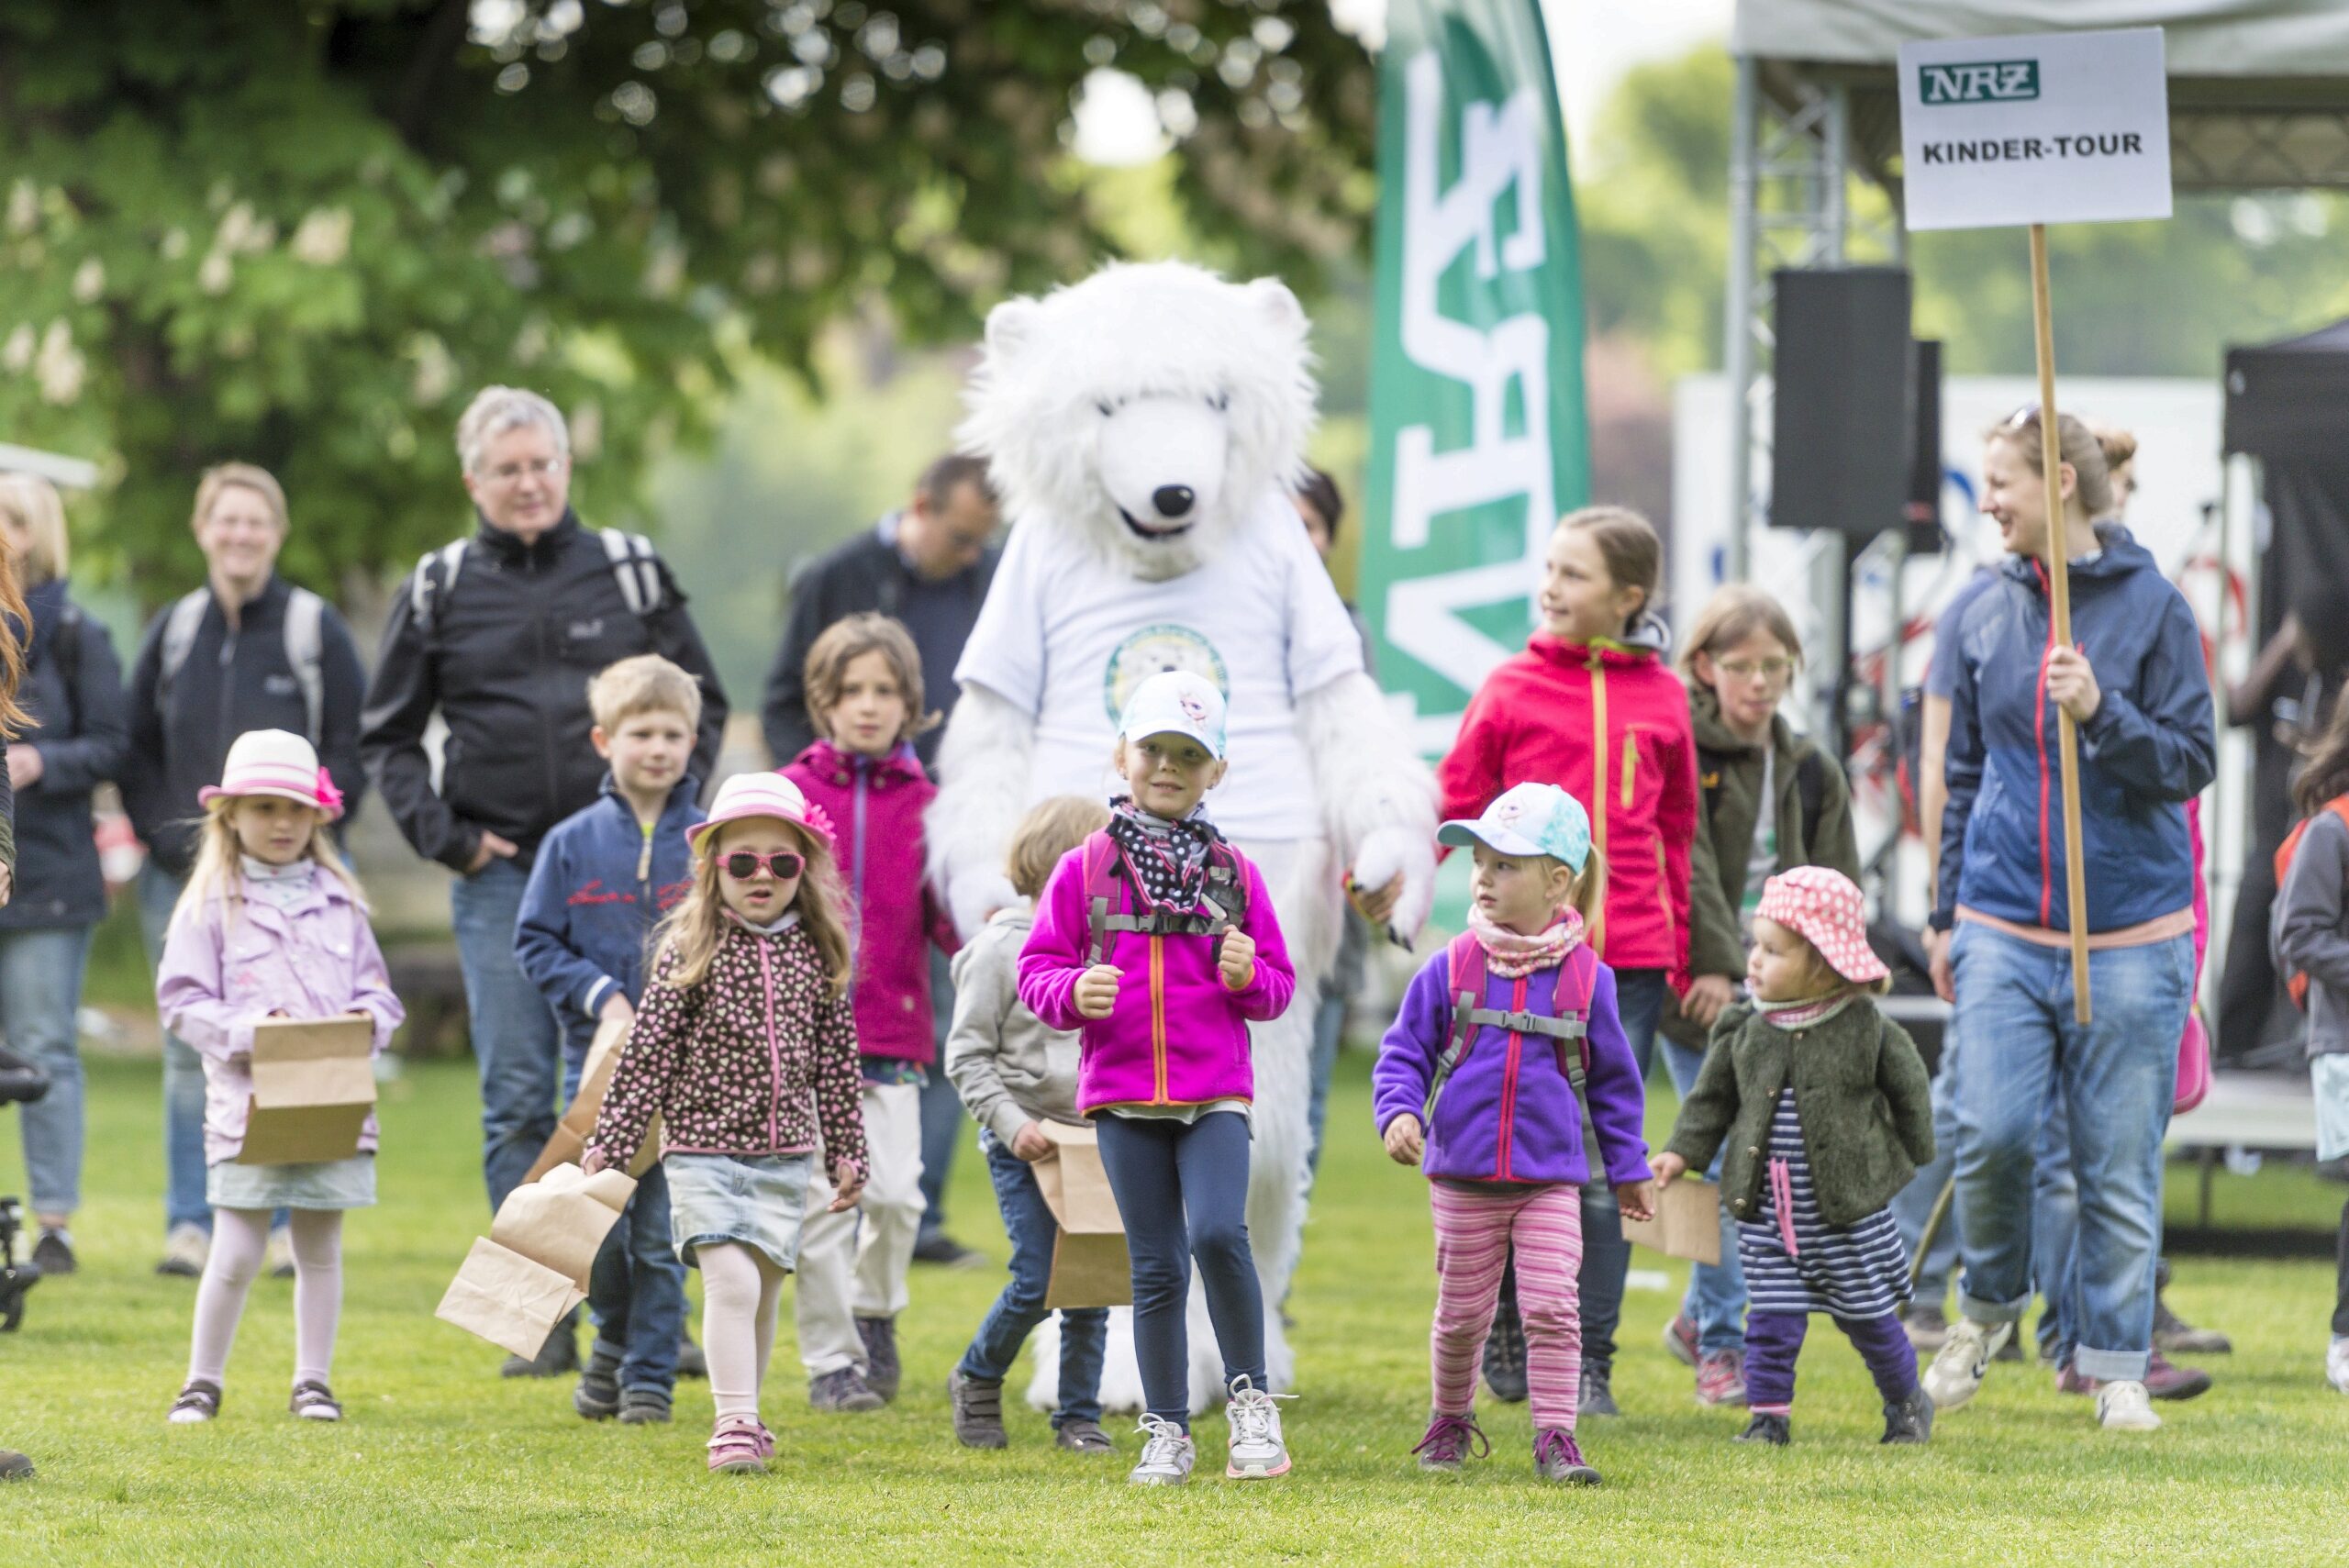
[959,260,1318,582]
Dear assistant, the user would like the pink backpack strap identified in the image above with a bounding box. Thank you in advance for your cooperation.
[1549,945,1598,1093]
[1082,831,1121,966]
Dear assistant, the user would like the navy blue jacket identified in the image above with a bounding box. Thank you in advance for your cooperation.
[515,773,705,1064]
[2,579,128,930]
[1933,524,2215,935]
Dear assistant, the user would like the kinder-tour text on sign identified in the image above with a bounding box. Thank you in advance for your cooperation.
[1898,27,2172,231]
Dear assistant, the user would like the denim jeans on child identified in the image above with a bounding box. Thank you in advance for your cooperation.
[1095,1110,1265,1429]
[562,1051,685,1394]
[1574,967,1665,1373]
[956,1130,1108,1426]
[1661,1036,1749,1356]
[1948,922,2190,1384]
[451,857,564,1214]
[138,863,213,1234]
[1,927,95,1216]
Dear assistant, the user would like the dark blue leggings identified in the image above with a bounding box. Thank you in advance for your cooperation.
[1094,1111,1266,1429]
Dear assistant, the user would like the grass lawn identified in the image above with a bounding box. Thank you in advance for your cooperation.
[6,1049,2347,1566]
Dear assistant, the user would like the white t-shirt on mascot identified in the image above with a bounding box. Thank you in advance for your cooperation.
[956,493,1364,842]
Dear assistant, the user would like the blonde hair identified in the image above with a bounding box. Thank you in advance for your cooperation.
[804,612,936,747]
[1985,408,2112,518]
[1008,795,1110,900]
[653,817,853,995]
[0,473,70,585]
[1677,584,1804,682]
[1563,845,1608,926]
[169,795,368,935]
[588,653,702,734]
[191,462,290,537]
[1556,506,1663,632]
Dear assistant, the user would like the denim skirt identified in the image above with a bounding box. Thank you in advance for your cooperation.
[663,1151,813,1273]
[208,1154,376,1211]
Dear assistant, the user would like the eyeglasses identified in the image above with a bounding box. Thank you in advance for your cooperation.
[483,456,564,486]
[1717,657,1796,684]
[2005,403,2043,429]
[720,851,805,882]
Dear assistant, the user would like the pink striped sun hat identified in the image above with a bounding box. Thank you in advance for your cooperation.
[686,770,835,858]
[198,728,345,820]
[1755,865,1887,985]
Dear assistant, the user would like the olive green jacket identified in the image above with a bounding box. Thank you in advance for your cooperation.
[1664,687,1860,1050]
[1664,998,1934,1229]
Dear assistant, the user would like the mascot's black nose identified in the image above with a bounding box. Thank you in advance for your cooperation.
[1152,484,1196,519]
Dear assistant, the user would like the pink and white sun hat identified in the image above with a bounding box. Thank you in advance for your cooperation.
[1754,865,1888,985]
[198,728,345,820]
[686,770,836,857]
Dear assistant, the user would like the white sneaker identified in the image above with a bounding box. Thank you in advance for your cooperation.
[1224,1376,1294,1480]
[1922,1318,2013,1411]
[1129,1414,1196,1486]
[2326,1335,2349,1395]
[2096,1379,2162,1431]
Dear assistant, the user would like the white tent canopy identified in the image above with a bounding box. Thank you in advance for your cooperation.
[1732,1,2349,188]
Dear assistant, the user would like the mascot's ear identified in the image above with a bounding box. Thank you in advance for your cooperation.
[1242,277,1307,337]
[985,296,1044,367]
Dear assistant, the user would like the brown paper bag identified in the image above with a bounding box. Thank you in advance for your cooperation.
[236,1015,375,1165]
[1030,1119,1130,1309]
[523,1015,660,1184]
[436,1163,639,1356]
[1623,1176,1723,1265]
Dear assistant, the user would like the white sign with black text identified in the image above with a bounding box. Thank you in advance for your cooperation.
[1898,28,2172,231]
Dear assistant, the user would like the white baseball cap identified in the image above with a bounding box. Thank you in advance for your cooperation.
[1117,670,1228,758]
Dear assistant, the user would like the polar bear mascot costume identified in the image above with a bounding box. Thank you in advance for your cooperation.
[929,260,1438,1412]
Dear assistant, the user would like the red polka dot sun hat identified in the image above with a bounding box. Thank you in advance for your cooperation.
[1754,865,1888,984]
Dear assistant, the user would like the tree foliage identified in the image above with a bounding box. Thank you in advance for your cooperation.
[0,0,1375,600]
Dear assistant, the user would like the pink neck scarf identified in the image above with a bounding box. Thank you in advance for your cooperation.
[1466,906,1586,979]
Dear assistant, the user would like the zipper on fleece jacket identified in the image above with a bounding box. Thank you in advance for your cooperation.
[756,937,782,1149]
[1149,935,1168,1104]
[1495,974,1529,1180]
[1587,651,1609,952]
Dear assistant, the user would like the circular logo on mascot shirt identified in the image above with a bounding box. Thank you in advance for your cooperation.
[1102,623,1230,725]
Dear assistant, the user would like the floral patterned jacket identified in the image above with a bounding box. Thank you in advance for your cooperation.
[588,917,868,1178]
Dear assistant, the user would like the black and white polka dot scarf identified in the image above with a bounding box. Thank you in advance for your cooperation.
[1107,796,1220,913]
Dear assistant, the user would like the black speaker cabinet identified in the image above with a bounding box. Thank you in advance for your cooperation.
[1769,267,1915,538]
[1906,338,1944,555]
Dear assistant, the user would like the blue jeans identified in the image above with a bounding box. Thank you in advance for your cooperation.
[917,946,962,1244]
[2,926,95,1217]
[1948,923,2190,1384]
[2032,1082,2081,1365]
[1662,1037,1747,1355]
[451,858,563,1215]
[1572,966,1665,1373]
[1095,1111,1264,1429]
[1891,1044,1965,1312]
[138,863,214,1233]
[562,1051,685,1394]
[956,1132,1109,1425]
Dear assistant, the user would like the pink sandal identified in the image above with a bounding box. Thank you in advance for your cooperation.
[707,1415,767,1474]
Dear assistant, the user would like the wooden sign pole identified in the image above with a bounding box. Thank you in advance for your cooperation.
[2029,223,2094,1026]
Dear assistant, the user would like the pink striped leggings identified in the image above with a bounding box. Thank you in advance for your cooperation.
[1430,1180,1585,1430]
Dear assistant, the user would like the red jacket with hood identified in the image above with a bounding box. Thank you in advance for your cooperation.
[1438,620,1698,981]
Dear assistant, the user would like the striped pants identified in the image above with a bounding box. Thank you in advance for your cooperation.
[1431,1181,1584,1431]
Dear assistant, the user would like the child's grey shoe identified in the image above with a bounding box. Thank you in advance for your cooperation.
[1736,1412,1791,1446]
[289,1380,342,1422]
[168,1379,222,1424]
[1055,1418,1114,1454]
[1880,1385,1933,1444]
[0,1448,30,1481]
[675,1329,707,1380]
[1223,1376,1293,1479]
[1128,1414,1195,1485]
[1533,1427,1599,1485]
[1411,1411,1489,1472]
[618,1388,674,1425]
[1577,1363,1619,1418]
[949,1370,1008,1449]
[855,1315,901,1403]
[573,1345,622,1420]
[807,1366,885,1413]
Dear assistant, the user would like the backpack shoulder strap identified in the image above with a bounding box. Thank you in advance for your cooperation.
[1422,933,1488,1120]
[410,539,469,634]
[599,528,663,618]
[1203,839,1251,931]
[1549,945,1599,1093]
[157,586,211,696]
[1082,830,1122,966]
[51,601,84,736]
[283,586,326,745]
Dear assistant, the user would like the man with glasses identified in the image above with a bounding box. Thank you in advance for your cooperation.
[362,385,728,1375]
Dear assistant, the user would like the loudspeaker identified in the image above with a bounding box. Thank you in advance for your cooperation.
[1906,339,1943,555]
[1769,267,1915,537]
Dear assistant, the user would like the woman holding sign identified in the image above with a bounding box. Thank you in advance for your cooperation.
[1920,410,2214,1433]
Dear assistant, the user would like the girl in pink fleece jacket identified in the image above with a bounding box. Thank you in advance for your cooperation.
[1019,672,1297,1490]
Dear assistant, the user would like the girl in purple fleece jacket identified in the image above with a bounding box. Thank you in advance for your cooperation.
[1374,783,1653,1487]
[1019,672,1297,1489]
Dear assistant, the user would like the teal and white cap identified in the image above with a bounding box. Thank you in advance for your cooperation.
[1437,782,1593,872]
[1117,670,1228,759]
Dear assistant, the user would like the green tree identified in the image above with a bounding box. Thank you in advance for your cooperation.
[0,0,1375,600]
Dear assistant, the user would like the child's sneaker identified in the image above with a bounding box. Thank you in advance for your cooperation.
[1736,1412,1790,1445]
[1663,1312,1699,1368]
[618,1388,674,1425]
[675,1328,707,1380]
[1922,1318,2011,1411]
[2329,1335,2349,1395]
[1577,1362,1619,1418]
[949,1369,1007,1450]
[289,1381,342,1422]
[707,1415,768,1473]
[1695,1350,1748,1407]
[2096,1379,2161,1432]
[167,1379,221,1424]
[1411,1411,1489,1472]
[855,1316,901,1403]
[807,1366,885,1413]
[1129,1414,1195,1486]
[1880,1386,1933,1444]
[573,1344,622,1420]
[1055,1418,1115,1454]
[1482,1300,1529,1402]
[1532,1427,1598,1485]
[1223,1376,1292,1479]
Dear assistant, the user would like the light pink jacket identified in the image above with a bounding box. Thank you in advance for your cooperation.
[157,864,405,1165]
